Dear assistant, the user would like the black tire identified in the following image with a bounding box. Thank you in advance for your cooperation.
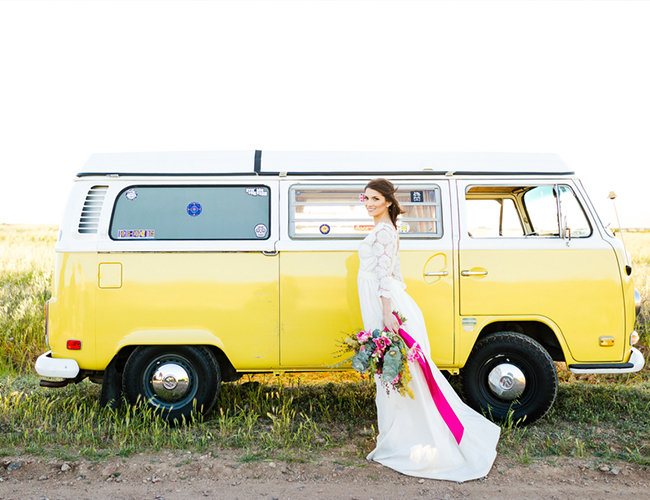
[122,345,221,423]
[459,332,557,425]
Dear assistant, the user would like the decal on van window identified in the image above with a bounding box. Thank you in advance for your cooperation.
[398,221,411,233]
[354,225,373,232]
[125,189,138,201]
[246,187,268,197]
[118,229,155,239]
[186,202,202,217]
[254,224,268,238]
[319,224,331,235]
[410,191,423,203]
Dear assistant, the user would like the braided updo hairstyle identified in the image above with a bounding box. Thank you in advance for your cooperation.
[364,178,405,228]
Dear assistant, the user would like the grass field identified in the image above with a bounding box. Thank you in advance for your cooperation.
[1,224,649,464]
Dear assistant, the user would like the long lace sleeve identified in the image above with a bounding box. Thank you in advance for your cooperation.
[372,224,398,298]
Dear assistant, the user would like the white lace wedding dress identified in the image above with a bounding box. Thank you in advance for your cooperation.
[358,221,501,482]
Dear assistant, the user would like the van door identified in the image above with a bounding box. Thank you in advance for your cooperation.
[95,181,280,371]
[457,180,626,363]
[278,180,455,368]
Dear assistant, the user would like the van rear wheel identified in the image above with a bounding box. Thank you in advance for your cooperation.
[459,332,557,425]
[122,345,221,423]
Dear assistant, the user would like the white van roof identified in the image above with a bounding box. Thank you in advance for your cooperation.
[78,151,573,177]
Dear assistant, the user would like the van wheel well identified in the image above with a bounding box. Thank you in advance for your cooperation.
[477,321,564,362]
[110,345,238,380]
[205,346,241,382]
[99,344,240,409]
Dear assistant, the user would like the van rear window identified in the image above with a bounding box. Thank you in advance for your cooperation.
[290,184,442,238]
[109,185,271,240]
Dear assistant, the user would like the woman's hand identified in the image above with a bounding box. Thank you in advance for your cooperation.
[381,296,399,334]
[383,311,400,334]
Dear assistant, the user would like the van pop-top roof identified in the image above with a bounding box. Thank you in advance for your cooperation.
[78,151,573,177]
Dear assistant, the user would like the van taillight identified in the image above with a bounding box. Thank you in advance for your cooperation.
[67,340,82,350]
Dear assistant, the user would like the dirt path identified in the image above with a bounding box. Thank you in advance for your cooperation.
[1,450,648,500]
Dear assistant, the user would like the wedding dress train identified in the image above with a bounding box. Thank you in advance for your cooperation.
[358,222,500,482]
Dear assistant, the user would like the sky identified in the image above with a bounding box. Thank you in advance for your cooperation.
[1,0,649,228]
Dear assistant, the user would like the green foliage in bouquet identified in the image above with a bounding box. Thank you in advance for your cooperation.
[339,312,414,398]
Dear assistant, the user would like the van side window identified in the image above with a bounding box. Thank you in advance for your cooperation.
[466,198,523,237]
[523,185,591,237]
[290,184,442,238]
[466,185,591,238]
[109,185,271,240]
[557,185,592,237]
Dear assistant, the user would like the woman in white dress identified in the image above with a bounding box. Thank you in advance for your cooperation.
[358,178,500,482]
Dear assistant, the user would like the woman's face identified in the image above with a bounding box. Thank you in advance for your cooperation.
[364,188,391,221]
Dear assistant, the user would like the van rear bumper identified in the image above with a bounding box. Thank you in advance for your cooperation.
[35,351,80,379]
[568,347,645,374]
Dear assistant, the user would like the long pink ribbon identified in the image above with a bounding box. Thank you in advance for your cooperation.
[395,319,464,444]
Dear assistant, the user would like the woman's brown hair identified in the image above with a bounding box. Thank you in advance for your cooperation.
[364,178,405,228]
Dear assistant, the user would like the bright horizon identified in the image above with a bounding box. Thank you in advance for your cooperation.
[1,1,649,229]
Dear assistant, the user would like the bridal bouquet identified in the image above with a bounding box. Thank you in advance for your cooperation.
[341,311,414,398]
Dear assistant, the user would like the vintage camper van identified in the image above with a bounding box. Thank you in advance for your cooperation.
[35,151,644,423]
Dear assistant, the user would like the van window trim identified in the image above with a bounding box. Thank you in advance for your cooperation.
[108,183,273,242]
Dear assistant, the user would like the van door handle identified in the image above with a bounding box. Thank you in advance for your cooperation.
[461,270,488,276]
[424,271,448,277]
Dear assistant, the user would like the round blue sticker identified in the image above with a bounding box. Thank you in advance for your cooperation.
[187,202,202,217]
[319,224,330,235]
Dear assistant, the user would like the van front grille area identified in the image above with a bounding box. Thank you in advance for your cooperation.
[78,186,108,234]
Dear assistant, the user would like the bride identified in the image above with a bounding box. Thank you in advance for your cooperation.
[358,178,500,482]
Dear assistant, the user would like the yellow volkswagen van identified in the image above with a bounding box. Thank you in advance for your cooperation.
[35,151,644,423]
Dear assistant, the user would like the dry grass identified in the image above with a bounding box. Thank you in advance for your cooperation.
[0,225,649,463]
[0,225,56,373]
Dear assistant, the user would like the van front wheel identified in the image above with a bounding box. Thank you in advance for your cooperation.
[459,332,557,425]
[122,346,221,423]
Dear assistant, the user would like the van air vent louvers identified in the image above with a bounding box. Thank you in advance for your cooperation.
[78,186,108,234]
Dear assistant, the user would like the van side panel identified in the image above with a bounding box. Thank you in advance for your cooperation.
[279,250,455,368]
[459,247,625,362]
[50,253,97,368]
[95,253,279,371]
[400,250,455,367]
[279,251,362,368]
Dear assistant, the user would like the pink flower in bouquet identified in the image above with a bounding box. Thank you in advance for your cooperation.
[373,335,392,355]
[407,345,422,363]
[357,330,371,343]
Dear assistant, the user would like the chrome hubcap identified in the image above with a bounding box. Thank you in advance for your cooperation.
[151,363,190,400]
[488,363,526,400]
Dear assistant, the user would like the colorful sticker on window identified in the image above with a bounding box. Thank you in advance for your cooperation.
[186,202,202,217]
[410,191,423,203]
[118,230,155,239]
[354,225,374,232]
[125,189,138,201]
[246,187,268,197]
[398,222,411,233]
[254,224,268,238]
[319,224,331,235]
